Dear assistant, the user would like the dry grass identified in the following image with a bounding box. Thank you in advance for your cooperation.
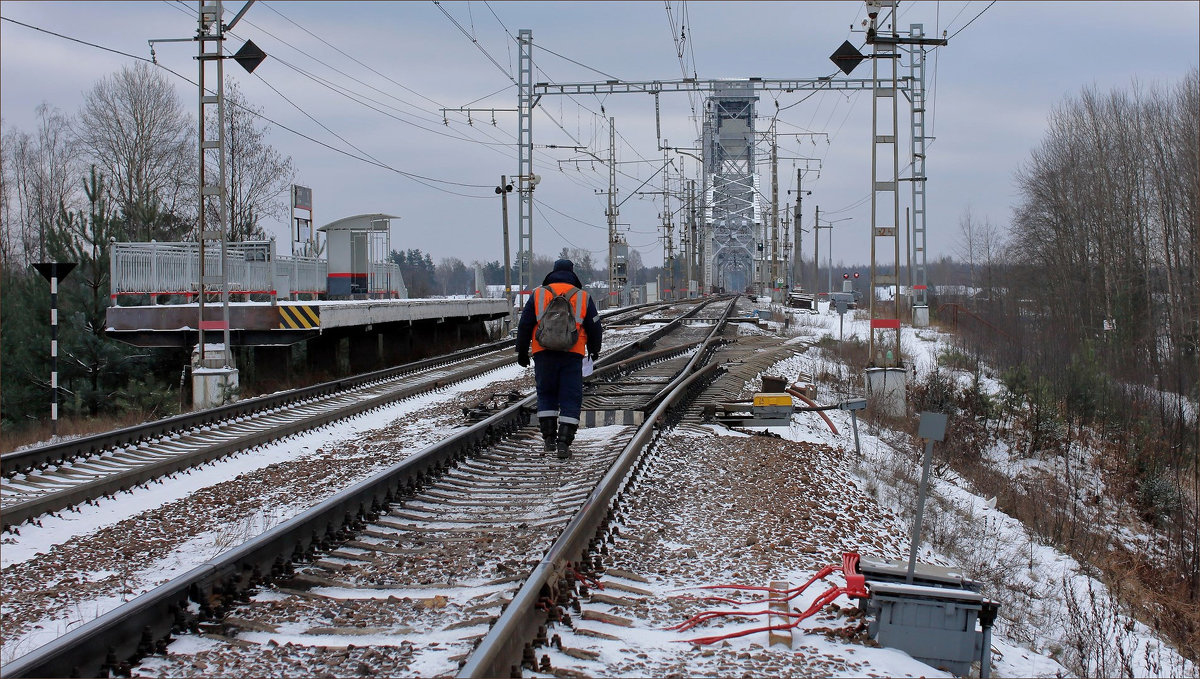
[0,411,162,454]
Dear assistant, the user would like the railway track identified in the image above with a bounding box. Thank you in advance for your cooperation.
[1,297,733,678]
[0,302,680,531]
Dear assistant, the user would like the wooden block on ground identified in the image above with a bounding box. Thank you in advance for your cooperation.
[767,580,793,648]
[573,627,621,640]
[304,626,392,636]
[589,592,635,607]
[224,616,279,633]
[600,580,652,597]
[604,568,649,583]
[563,647,601,661]
[581,610,633,627]
[443,615,496,631]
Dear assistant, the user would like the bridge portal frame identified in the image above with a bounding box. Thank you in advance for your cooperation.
[524,53,917,297]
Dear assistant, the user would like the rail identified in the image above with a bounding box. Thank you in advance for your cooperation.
[458,296,736,677]
[2,337,513,481]
[1,298,726,677]
[0,394,532,679]
[1,301,675,480]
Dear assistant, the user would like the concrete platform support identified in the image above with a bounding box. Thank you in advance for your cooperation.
[192,344,239,409]
[865,367,907,418]
[193,367,239,409]
[913,305,929,328]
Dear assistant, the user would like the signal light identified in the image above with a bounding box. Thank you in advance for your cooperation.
[853,272,860,279]
[843,272,849,280]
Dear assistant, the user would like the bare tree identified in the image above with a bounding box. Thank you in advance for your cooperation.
[74,62,193,239]
[1,105,80,268]
[1002,70,1200,610]
[625,248,644,286]
[0,122,23,268]
[559,247,597,283]
[955,208,1004,302]
[435,257,471,295]
[214,80,294,241]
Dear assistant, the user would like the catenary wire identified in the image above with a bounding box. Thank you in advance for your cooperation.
[434,0,514,83]
[259,1,447,111]
[0,14,494,195]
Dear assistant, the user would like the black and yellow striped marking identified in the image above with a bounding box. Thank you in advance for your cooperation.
[279,304,320,329]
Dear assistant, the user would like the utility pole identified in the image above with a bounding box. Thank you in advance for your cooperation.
[861,2,945,366]
[196,0,232,371]
[678,170,689,298]
[770,127,780,299]
[687,178,697,297]
[662,146,675,300]
[605,117,623,305]
[496,176,514,330]
[781,209,791,290]
[516,29,534,301]
[814,204,820,296]
[793,168,807,290]
[151,1,260,408]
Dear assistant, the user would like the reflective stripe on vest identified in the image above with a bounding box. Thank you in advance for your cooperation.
[530,282,589,355]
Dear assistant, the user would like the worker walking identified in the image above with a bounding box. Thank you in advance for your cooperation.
[516,259,602,459]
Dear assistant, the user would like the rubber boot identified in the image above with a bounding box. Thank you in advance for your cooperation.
[556,423,578,460]
[538,417,558,455]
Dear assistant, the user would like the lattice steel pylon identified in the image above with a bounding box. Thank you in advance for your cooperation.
[703,83,760,294]
[196,0,232,367]
[867,0,902,367]
[516,29,534,299]
[515,23,941,302]
[907,23,930,314]
[605,117,626,302]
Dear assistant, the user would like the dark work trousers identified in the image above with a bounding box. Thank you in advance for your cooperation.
[532,351,584,425]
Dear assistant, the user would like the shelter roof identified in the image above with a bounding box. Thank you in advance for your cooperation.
[317,213,400,232]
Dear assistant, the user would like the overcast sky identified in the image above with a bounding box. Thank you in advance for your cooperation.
[2,1,1197,278]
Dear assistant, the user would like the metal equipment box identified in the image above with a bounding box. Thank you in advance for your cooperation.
[865,581,983,677]
[857,558,985,677]
[752,393,792,407]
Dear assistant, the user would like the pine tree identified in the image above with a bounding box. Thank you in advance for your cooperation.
[44,167,175,418]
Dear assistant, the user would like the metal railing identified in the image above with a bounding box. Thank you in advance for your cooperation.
[110,241,406,302]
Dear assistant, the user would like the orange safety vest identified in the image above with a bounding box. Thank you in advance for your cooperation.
[530,282,589,355]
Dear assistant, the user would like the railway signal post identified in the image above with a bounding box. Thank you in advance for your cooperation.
[32,262,76,437]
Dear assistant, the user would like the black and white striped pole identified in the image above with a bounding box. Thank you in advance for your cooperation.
[33,262,76,437]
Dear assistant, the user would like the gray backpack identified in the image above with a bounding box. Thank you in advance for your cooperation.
[535,286,582,351]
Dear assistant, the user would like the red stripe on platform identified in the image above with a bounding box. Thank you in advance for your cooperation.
[328,272,355,278]
[913,284,928,290]
[870,318,901,329]
[199,320,229,330]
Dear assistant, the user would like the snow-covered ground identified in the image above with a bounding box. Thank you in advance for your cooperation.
[0,323,658,666]
[3,304,1197,677]
[753,301,1197,678]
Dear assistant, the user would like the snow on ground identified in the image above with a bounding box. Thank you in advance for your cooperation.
[745,301,1196,678]
[4,305,1197,677]
[1,366,523,570]
[0,325,659,666]
[0,366,525,664]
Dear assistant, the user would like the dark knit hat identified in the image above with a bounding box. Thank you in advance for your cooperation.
[552,259,575,272]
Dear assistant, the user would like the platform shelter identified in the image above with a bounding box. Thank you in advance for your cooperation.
[319,213,400,298]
